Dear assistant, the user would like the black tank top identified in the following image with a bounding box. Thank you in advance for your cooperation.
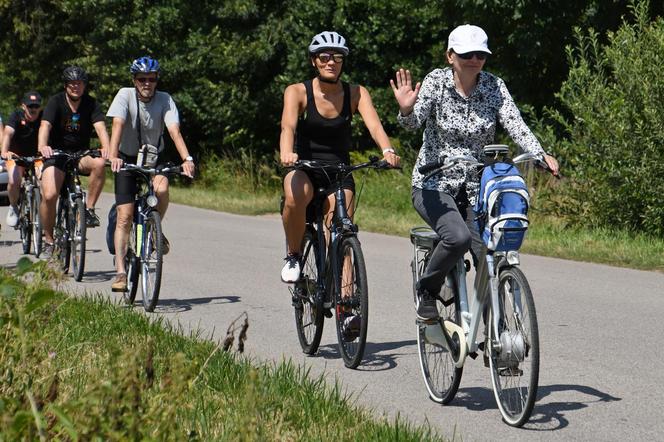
[295,79,352,163]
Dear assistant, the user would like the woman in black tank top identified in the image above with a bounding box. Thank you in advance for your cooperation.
[278,31,401,283]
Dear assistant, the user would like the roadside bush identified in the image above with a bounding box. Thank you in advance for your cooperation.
[547,0,664,235]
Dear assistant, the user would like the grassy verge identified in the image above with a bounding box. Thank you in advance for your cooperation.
[0,259,442,440]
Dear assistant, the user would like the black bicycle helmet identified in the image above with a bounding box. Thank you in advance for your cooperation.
[62,66,89,83]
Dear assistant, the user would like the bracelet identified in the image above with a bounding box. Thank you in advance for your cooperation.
[382,148,396,155]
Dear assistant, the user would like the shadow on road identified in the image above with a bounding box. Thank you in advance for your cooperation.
[0,240,21,247]
[316,339,417,371]
[81,270,116,283]
[153,295,242,313]
[448,383,620,431]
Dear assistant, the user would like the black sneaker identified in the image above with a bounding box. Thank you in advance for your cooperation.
[416,288,439,321]
[85,208,100,228]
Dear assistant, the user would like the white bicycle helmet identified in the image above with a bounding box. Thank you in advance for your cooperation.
[308,31,349,55]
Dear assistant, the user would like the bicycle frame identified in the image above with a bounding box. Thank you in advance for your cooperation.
[308,175,358,309]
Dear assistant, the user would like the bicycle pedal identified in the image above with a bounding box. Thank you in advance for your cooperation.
[468,352,478,360]
[323,308,333,318]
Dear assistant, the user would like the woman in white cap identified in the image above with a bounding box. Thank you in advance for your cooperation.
[279,31,400,284]
[391,24,559,320]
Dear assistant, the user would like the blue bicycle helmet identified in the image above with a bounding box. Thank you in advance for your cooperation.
[130,56,160,76]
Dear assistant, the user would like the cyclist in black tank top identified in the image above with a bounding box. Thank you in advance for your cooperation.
[279,31,401,283]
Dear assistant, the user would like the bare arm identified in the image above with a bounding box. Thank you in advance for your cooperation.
[93,120,111,159]
[166,123,194,178]
[38,120,53,158]
[1,125,14,159]
[279,84,304,166]
[108,117,125,172]
[355,85,400,167]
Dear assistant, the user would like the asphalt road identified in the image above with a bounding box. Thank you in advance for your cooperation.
[1,193,662,441]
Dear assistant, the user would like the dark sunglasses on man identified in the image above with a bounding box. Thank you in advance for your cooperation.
[135,77,158,83]
[316,53,344,63]
[456,51,488,61]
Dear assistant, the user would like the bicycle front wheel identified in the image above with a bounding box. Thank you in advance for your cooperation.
[488,266,539,427]
[31,185,42,257]
[71,198,86,281]
[293,228,324,355]
[54,198,71,273]
[19,192,31,255]
[124,224,140,305]
[416,268,463,404]
[141,211,163,312]
[334,236,368,369]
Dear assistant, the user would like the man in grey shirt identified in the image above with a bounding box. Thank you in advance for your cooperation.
[107,56,195,292]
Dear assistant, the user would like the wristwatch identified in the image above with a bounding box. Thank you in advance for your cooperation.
[184,155,193,162]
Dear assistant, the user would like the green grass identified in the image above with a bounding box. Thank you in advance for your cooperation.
[0,259,443,440]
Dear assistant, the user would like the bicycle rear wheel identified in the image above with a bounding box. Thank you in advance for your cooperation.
[415,260,463,404]
[488,266,539,427]
[54,198,71,273]
[141,211,163,312]
[31,185,42,257]
[334,236,368,369]
[71,197,86,281]
[293,228,324,355]
[19,192,31,255]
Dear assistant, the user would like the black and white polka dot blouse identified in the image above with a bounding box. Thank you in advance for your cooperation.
[398,67,544,205]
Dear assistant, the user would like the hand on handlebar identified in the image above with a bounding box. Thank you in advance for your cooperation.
[382,150,401,169]
[281,151,299,167]
[109,157,124,173]
[542,154,560,177]
[181,160,195,178]
[39,145,53,159]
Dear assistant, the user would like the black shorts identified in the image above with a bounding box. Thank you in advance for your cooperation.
[42,156,71,173]
[285,168,356,196]
[42,154,91,176]
[114,153,167,205]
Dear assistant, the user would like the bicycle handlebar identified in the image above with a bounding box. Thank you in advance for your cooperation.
[118,163,185,176]
[51,149,102,161]
[419,148,558,181]
[288,156,399,174]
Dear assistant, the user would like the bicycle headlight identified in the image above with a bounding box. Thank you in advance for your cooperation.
[506,251,520,266]
[147,195,159,208]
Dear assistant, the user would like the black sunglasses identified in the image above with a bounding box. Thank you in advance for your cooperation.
[27,104,41,110]
[456,51,488,61]
[135,77,158,83]
[316,53,344,63]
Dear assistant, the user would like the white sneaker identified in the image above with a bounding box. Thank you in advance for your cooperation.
[6,206,18,228]
[281,254,301,283]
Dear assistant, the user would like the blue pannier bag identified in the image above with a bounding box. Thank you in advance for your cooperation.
[474,161,529,251]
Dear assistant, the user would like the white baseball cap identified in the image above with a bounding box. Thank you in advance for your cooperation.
[447,24,492,54]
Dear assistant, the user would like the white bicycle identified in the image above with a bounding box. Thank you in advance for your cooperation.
[411,145,553,426]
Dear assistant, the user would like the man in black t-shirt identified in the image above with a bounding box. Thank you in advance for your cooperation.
[38,66,110,257]
[1,91,43,228]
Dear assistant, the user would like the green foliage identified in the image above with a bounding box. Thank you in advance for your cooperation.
[2,0,660,159]
[547,0,664,234]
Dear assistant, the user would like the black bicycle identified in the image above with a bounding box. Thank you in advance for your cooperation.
[10,154,42,256]
[51,149,100,281]
[287,157,395,368]
[118,163,183,312]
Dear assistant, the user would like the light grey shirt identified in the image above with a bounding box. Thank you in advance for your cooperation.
[398,68,544,204]
[107,87,180,156]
